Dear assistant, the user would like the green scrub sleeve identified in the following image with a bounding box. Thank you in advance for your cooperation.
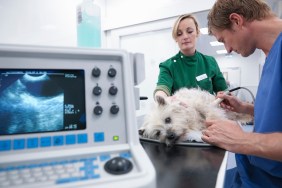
[154,62,173,96]
[153,85,171,97]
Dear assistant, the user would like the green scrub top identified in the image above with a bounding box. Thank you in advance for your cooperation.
[154,51,227,96]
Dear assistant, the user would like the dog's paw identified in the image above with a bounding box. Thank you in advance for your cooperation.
[183,130,203,142]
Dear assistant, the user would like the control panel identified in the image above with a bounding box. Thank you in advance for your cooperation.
[0,44,155,188]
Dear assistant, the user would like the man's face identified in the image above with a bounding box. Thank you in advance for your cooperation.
[211,26,256,57]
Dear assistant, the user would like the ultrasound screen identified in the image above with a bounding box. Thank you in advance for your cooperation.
[0,69,86,135]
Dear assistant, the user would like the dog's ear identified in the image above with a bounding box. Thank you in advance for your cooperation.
[155,95,166,106]
[138,128,145,136]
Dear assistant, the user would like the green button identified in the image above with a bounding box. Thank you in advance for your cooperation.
[113,136,119,141]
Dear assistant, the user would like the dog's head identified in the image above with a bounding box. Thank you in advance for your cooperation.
[139,95,206,147]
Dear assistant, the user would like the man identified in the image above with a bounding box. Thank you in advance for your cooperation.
[201,0,282,187]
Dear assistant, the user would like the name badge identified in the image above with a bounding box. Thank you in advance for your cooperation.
[196,74,208,81]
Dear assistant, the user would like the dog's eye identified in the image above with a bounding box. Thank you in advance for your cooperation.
[165,117,171,124]
[155,130,160,137]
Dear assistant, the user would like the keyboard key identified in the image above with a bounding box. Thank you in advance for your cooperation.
[27,138,39,149]
[13,139,25,150]
[66,135,76,145]
[40,137,51,147]
[0,140,11,151]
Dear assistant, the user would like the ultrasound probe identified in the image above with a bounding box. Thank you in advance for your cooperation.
[211,87,241,106]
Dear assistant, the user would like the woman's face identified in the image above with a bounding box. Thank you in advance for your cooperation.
[175,18,199,55]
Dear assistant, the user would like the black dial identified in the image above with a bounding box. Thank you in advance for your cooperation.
[108,68,116,78]
[110,105,119,114]
[93,86,102,96]
[92,67,101,77]
[93,105,103,115]
[109,86,118,95]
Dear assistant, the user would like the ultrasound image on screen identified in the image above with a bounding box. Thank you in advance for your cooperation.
[0,69,86,135]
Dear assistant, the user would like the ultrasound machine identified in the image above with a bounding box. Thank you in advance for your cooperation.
[0,44,156,188]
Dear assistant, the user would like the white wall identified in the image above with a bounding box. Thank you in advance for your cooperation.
[0,0,105,47]
[0,0,216,47]
[104,0,216,30]
[216,50,262,87]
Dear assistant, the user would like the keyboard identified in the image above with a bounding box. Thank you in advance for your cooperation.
[0,152,132,187]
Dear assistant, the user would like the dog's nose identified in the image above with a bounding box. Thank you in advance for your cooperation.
[166,132,176,140]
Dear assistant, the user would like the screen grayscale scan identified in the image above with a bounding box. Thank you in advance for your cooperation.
[0,70,86,135]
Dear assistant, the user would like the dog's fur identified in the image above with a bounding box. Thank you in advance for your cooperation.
[139,88,252,146]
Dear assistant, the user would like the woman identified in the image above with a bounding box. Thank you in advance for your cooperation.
[154,14,227,99]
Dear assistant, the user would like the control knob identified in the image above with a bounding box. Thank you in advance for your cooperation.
[92,67,101,77]
[93,86,102,96]
[93,105,103,115]
[110,105,119,114]
[109,86,118,95]
[108,68,117,78]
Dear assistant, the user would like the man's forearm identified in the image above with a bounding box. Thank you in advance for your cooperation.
[245,132,282,162]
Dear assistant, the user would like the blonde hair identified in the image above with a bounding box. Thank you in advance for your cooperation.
[208,0,274,34]
[172,14,200,40]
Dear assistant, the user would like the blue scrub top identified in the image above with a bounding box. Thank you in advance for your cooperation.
[230,33,282,188]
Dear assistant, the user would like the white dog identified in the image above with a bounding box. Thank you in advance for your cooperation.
[139,88,252,147]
